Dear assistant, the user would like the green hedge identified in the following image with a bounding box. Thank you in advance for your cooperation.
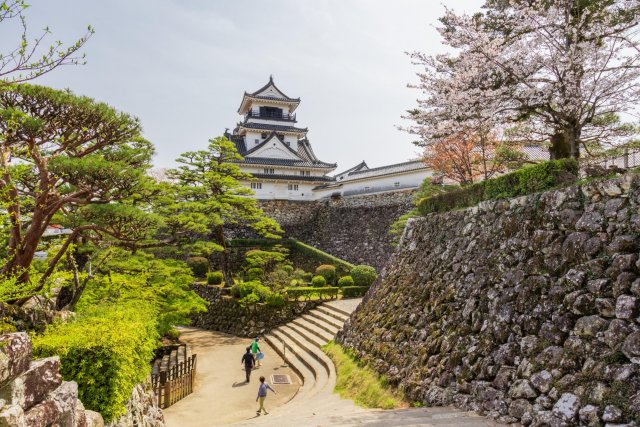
[285,287,339,301]
[341,286,370,298]
[289,239,355,276]
[337,275,354,287]
[418,159,578,215]
[32,304,159,422]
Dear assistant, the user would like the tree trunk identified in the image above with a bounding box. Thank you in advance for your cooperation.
[549,132,572,159]
[214,225,234,287]
[549,126,580,160]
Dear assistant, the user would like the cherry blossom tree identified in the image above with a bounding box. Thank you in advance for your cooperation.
[406,0,640,159]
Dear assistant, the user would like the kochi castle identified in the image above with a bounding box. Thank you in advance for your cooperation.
[225,77,433,200]
[224,77,337,200]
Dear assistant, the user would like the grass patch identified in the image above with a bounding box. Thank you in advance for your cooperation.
[322,341,406,409]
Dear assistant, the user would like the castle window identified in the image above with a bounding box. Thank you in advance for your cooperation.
[263,168,275,174]
[394,182,400,187]
[251,182,262,190]
[364,186,370,192]
[261,133,267,139]
[288,184,299,191]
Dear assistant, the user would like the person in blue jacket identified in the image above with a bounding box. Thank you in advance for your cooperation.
[256,376,276,416]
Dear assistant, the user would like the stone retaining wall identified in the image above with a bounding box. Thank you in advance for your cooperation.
[0,332,100,427]
[338,173,640,426]
[107,384,164,427]
[191,285,322,337]
[258,190,414,271]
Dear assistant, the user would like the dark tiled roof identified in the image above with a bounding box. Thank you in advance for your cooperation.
[247,76,300,102]
[235,156,337,168]
[334,161,369,178]
[250,173,335,182]
[342,160,428,180]
[239,122,308,133]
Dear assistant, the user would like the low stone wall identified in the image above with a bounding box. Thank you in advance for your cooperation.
[191,285,322,337]
[338,173,640,426]
[258,190,415,271]
[0,332,100,427]
[107,384,164,427]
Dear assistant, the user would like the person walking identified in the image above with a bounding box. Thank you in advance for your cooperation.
[256,376,276,416]
[250,337,262,367]
[241,346,255,383]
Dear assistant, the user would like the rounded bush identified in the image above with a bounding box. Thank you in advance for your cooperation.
[246,267,264,281]
[186,257,209,278]
[315,264,336,284]
[207,271,224,285]
[351,265,377,286]
[337,275,354,287]
[265,293,285,308]
[281,265,294,275]
[311,275,327,287]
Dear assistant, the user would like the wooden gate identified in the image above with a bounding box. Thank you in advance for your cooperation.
[151,354,197,408]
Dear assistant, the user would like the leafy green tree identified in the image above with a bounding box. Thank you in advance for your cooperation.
[162,136,282,285]
[0,84,158,302]
[0,0,93,85]
[75,249,207,335]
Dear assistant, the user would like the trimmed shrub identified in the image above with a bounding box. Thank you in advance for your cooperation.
[315,265,337,284]
[246,267,264,281]
[281,265,294,275]
[289,239,354,276]
[350,265,377,287]
[206,271,223,285]
[186,256,209,278]
[32,303,159,422]
[311,275,327,287]
[338,275,355,287]
[285,287,339,301]
[341,286,370,298]
[265,293,285,308]
[417,159,578,215]
[231,281,263,298]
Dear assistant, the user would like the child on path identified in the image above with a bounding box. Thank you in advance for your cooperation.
[241,346,255,382]
[250,337,262,367]
[256,376,276,416]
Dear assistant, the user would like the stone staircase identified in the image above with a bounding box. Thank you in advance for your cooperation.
[232,299,496,427]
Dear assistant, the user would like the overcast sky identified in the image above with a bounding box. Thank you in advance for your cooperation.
[4,0,484,171]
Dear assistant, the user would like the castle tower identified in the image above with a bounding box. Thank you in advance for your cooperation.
[226,77,337,200]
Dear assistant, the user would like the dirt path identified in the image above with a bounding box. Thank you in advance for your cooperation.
[163,328,300,427]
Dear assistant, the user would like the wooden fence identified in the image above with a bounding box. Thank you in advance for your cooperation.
[151,354,197,409]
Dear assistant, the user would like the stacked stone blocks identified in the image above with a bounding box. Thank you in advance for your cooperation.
[0,332,103,427]
[338,173,640,426]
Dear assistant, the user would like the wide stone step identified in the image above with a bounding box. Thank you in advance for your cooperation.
[306,309,344,331]
[324,298,363,316]
[262,333,314,397]
[276,324,332,379]
[269,328,328,398]
[300,313,341,336]
[316,304,350,323]
[289,318,333,348]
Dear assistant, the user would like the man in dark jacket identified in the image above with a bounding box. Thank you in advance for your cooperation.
[241,346,255,383]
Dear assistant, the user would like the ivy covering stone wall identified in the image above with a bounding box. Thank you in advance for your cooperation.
[337,173,640,426]
[257,191,414,271]
[191,285,322,337]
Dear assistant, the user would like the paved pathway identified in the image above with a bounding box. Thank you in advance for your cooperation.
[164,300,497,427]
[163,328,300,427]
